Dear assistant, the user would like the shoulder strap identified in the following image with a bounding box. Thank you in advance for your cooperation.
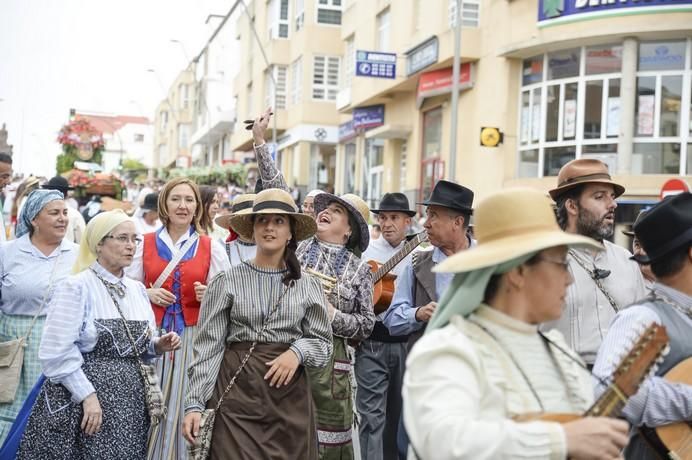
[23,252,62,341]
[152,232,200,289]
[568,249,619,312]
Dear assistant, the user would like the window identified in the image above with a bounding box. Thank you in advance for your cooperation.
[160,111,168,132]
[178,124,189,149]
[312,55,340,101]
[344,143,356,194]
[316,0,341,25]
[420,107,444,202]
[449,0,480,28]
[268,0,290,39]
[291,57,303,105]
[343,36,355,89]
[265,65,287,109]
[376,8,390,52]
[134,133,145,143]
[294,0,304,31]
[365,139,384,208]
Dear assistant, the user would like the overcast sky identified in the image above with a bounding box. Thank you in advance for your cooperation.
[0,0,230,177]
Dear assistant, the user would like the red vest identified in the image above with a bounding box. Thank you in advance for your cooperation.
[143,232,212,327]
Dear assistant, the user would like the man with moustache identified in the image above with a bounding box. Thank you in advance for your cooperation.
[543,159,647,368]
[356,193,417,460]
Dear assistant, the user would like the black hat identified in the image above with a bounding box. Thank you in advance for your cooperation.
[42,176,73,195]
[622,209,648,237]
[417,180,474,214]
[371,193,416,217]
[141,193,159,212]
[632,192,692,264]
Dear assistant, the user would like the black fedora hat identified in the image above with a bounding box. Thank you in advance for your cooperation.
[42,176,73,195]
[141,192,159,212]
[632,192,692,264]
[417,180,474,214]
[371,193,416,217]
[622,209,648,237]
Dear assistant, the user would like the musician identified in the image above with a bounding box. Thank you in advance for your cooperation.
[543,159,647,367]
[404,188,629,460]
[250,108,375,459]
[356,193,417,460]
[214,193,257,266]
[382,179,475,346]
[593,192,692,460]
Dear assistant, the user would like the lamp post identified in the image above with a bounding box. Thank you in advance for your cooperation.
[449,0,462,182]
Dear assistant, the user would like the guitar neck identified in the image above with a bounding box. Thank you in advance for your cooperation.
[584,384,627,418]
[373,235,423,282]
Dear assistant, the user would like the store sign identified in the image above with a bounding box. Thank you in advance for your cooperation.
[538,0,692,26]
[355,50,397,79]
[338,120,357,142]
[416,64,474,107]
[353,105,385,130]
[406,36,439,76]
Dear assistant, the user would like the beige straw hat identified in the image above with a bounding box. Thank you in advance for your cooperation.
[214,193,256,229]
[434,188,601,274]
[313,192,371,252]
[229,189,317,242]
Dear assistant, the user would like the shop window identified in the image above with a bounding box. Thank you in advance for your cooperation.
[633,143,680,174]
[635,76,656,137]
[544,146,575,177]
[545,85,559,142]
[638,41,686,71]
[518,149,539,178]
[344,143,356,194]
[366,139,384,208]
[522,55,543,86]
[420,107,444,202]
[548,48,580,80]
[660,75,682,137]
[585,44,622,75]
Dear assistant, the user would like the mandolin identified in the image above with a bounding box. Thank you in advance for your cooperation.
[515,323,669,424]
[368,232,427,315]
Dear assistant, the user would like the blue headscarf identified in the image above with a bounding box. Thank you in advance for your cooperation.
[16,189,65,238]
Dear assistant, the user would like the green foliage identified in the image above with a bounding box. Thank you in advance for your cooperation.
[166,163,246,186]
[121,158,148,171]
[55,145,103,174]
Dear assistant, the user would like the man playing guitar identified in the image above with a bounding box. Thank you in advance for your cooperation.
[356,193,418,460]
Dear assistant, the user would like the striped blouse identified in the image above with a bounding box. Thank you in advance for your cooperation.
[185,262,333,412]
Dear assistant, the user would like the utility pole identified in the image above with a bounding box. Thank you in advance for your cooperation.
[449,0,462,182]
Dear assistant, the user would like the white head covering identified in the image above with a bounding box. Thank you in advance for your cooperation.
[73,209,131,273]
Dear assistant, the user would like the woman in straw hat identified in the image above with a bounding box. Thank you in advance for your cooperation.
[250,109,375,458]
[0,190,79,446]
[402,188,629,460]
[183,188,332,459]
[15,210,180,460]
[214,193,257,266]
[126,177,230,460]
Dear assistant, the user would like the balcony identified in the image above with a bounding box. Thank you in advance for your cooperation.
[190,107,236,148]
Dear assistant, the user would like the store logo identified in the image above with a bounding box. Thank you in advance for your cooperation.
[655,46,669,56]
[542,0,564,18]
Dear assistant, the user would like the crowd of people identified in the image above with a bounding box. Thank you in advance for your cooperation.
[0,109,689,460]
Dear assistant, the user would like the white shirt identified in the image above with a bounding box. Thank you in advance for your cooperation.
[133,215,161,236]
[126,227,230,284]
[225,239,257,267]
[64,206,86,244]
[404,306,593,460]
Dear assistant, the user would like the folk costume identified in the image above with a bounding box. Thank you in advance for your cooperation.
[127,222,229,460]
[403,189,601,460]
[254,143,376,459]
[186,189,333,459]
[16,210,164,460]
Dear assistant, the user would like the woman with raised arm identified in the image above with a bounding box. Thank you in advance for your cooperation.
[183,188,332,459]
[250,109,375,459]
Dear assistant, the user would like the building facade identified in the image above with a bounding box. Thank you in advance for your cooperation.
[334,0,692,228]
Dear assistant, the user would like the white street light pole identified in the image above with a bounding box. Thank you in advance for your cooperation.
[449,0,462,182]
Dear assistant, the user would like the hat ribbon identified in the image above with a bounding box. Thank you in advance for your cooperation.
[253,200,296,213]
[558,172,613,188]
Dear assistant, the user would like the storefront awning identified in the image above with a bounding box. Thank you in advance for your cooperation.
[364,124,412,140]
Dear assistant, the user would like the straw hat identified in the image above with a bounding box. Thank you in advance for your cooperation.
[313,192,371,252]
[434,188,601,274]
[548,159,625,200]
[214,193,256,229]
[229,189,316,241]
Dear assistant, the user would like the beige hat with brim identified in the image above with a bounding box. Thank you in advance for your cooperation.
[214,193,256,229]
[434,188,602,274]
[229,189,317,242]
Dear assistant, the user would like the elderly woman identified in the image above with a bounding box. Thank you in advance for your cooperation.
[183,188,333,459]
[0,189,79,444]
[126,177,230,460]
[402,188,629,460]
[251,109,375,458]
[15,210,181,459]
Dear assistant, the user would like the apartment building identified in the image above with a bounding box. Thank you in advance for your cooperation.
[152,62,197,170]
[229,0,345,196]
[335,0,692,227]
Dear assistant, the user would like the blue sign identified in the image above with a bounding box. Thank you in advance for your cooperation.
[539,0,692,25]
[355,50,397,79]
[338,120,356,142]
[353,105,385,130]
[405,36,439,76]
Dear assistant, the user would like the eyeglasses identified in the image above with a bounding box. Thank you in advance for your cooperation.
[104,234,143,245]
[536,257,570,271]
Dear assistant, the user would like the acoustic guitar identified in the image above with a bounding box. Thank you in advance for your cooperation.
[515,323,669,424]
[368,232,427,315]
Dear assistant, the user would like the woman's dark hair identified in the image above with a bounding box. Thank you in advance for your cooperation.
[345,214,361,257]
[198,185,217,234]
[482,253,542,303]
[251,214,302,286]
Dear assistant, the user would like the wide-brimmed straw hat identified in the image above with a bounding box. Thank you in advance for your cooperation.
[434,188,601,274]
[214,193,256,229]
[229,189,316,242]
[313,192,370,252]
[549,159,625,200]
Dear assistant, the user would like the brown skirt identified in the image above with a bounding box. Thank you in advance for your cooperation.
[208,342,318,460]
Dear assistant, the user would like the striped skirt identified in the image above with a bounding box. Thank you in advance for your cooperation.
[0,312,45,446]
[147,326,196,460]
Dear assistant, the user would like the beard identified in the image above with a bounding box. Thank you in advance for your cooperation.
[576,205,614,241]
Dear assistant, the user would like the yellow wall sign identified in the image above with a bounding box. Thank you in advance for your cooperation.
[480,127,503,147]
